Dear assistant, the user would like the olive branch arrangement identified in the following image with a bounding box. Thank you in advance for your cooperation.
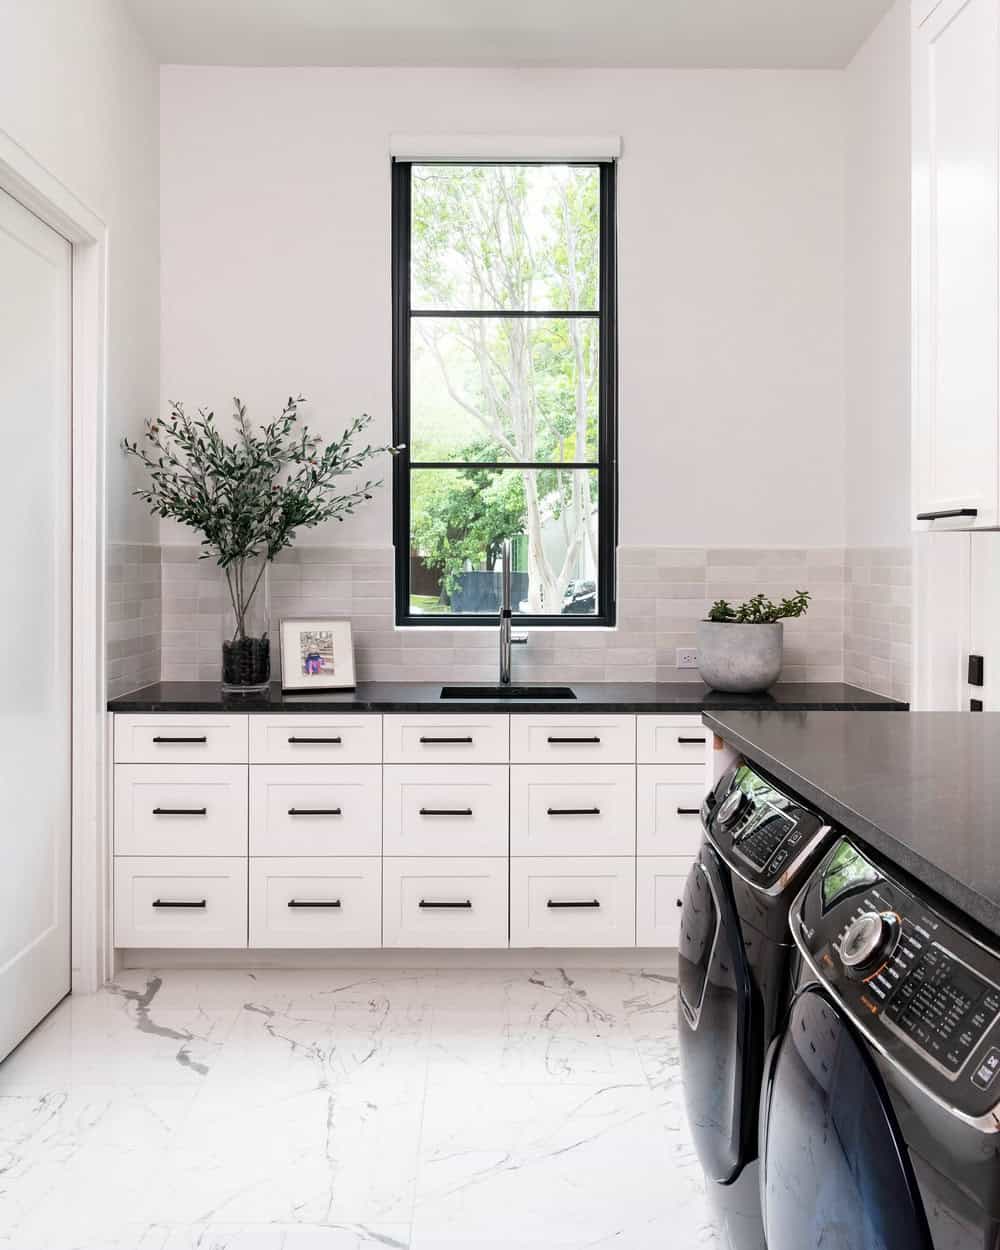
[707,590,811,624]
[123,395,399,642]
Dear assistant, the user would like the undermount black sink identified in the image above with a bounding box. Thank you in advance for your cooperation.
[439,685,577,701]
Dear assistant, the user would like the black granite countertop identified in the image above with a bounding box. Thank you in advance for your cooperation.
[108,680,906,716]
[704,710,1000,940]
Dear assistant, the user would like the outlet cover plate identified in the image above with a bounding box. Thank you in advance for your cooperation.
[676,647,698,669]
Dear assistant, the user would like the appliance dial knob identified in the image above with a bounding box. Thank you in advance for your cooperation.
[717,787,748,831]
[839,911,898,978]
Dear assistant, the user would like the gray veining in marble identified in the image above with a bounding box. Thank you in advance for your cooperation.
[0,964,716,1250]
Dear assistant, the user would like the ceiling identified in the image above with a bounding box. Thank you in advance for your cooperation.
[126,0,895,70]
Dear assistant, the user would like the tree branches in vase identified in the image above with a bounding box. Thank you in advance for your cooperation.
[123,395,399,691]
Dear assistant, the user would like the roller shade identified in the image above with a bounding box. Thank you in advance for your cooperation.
[389,133,621,161]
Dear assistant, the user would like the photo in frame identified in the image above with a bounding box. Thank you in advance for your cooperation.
[279,618,356,692]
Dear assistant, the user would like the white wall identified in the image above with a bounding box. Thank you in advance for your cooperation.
[844,0,911,548]
[160,66,846,550]
[0,0,160,542]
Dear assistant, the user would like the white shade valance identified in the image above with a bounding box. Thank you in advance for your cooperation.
[389,133,621,162]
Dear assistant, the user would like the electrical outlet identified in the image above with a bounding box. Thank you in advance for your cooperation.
[676,647,699,669]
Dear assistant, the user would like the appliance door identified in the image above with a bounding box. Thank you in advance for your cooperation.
[760,985,933,1250]
[677,843,756,1183]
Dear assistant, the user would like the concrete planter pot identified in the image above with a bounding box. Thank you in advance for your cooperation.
[696,620,783,694]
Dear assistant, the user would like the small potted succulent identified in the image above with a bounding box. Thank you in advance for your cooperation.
[697,590,811,694]
[124,395,398,693]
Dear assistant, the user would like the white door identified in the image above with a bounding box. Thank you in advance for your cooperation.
[912,530,971,710]
[912,0,1000,529]
[0,188,72,1060]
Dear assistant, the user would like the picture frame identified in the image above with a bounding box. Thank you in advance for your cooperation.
[279,617,356,692]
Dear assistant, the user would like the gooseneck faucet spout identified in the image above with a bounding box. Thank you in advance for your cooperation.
[498,540,527,685]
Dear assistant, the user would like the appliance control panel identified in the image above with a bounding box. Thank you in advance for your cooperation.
[702,760,828,892]
[793,837,1000,1116]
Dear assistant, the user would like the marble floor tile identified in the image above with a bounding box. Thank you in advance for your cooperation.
[0,966,717,1250]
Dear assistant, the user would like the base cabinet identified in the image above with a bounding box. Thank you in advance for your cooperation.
[113,711,711,951]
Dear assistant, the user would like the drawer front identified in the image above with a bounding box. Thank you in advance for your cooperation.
[250,765,381,856]
[114,714,248,764]
[250,715,381,764]
[114,765,248,857]
[114,857,248,948]
[509,715,635,764]
[636,858,692,947]
[510,857,636,948]
[382,857,508,948]
[383,765,508,856]
[636,766,707,856]
[249,857,380,948]
[383,714,509,764]
[510,765,635,856]
[636,716,710,765]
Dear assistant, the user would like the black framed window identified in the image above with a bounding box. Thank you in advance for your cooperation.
[391,159,617,626]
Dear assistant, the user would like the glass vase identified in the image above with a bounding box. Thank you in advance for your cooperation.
[220,554,271,693]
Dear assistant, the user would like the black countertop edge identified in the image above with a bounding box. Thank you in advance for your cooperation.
[108,680,907,715]
[702,711,1000,942]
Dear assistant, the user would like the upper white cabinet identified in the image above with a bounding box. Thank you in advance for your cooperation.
[913,0,1000,530]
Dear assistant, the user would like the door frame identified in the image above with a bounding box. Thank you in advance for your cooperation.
[0,128,111,994]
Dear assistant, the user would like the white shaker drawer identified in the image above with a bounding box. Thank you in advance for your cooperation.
[382,857,508,948]
[250,765,381,856]
[114,765,248,857]
[510,857,636,948]
[382,765,508,856]
[249,857,381,948]
[636,858,693,947]
[510,765,635,856]
[636,766,706,856]
[636,716,710,765]
[114,857,248,948]
[509,715,635,764]
[383,714,509,764]
[250,715,381,764]
[114,714,248,764]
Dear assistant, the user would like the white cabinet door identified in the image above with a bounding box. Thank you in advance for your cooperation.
[913,0,1000,530]
[968,532,1000,709]
[636,716,710,765]
[250,764,381,856]
[509,715,635,764]
[250,858,381,948]
[249,716,381,764]
[382,857,508,948]
[115,714,249,764]
[383,714,509,764]
[912,531,971,709]
[0,189,72,1060]
[382,765,509,856]
[115,764,248,857]
[114,857,248,948]
[636,860,691,947]
[510,857,636,948]
[510,765,636,856]
[636,768,706,857]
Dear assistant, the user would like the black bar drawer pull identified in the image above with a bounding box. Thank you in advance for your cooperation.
[547,736,601,744]
[152,807,207,816]
[419,899,473,909]
[677,736,706,745]
[419,807,473,816]
[288,807,342,816]
[288,736,342,744]
[676,807,701,816]
[916,507,978,521]
[419,736,474,744]
[287,899,342,909]
[152,898,207,909]
[547,899,601,909]
[547,807,601,816]
[152,735,207,744]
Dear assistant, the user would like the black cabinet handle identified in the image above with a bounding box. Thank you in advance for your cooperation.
[676,898,684,908]
[152,898,206,909]
[288,736,342,744]
[419,899,473,909]
[152,807,207,816]
[547,736,601,744]
[547,899,600,909]
[152,735,207,744]
[287,807,342,816]
[547,807,601,816]
[287,899,341,909]
[676,807,701,816]
[419,736,474,744]
[677,736,706,745]
[419,807,473,816]
[916,507,978,521]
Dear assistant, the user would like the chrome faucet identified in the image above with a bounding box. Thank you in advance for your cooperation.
[499,540,527,685]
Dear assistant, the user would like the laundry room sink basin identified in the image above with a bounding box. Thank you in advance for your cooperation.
[439,685,577,701]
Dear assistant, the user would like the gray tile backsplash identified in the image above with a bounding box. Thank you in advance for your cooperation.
[148,544,871,689]
[107,543,162,699]
[844,546,912,702]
